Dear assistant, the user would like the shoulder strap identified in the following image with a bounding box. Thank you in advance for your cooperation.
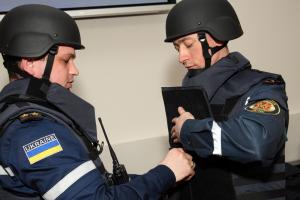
[0,97,104,162]
[211,69,284,121]
[0,98,111,183]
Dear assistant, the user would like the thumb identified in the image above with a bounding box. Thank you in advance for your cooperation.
[178,106,186,115]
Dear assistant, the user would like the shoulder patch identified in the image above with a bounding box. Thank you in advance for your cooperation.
[23,134,63,164]
[245,100,280,115]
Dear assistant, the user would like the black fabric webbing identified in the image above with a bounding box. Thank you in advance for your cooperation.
[42,46,58,80]
[198,32,211,68]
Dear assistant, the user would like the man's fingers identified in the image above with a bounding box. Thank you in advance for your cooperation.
[185,153,193,161]
[178,106,186,115]
[173,138,179,143]
[185,170,195,181]
[171,127,177,139]
[171,117,177,124]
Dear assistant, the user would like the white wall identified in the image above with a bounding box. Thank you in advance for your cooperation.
[0,0,299,173]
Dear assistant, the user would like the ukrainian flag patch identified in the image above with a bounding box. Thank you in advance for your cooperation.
[23,134,63,164]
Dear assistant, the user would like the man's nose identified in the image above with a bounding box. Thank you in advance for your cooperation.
[178,47,189,64]
[70,62,79,76]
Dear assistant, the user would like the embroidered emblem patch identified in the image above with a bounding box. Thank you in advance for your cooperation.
[245,100,280,115]
[23,134,63,164]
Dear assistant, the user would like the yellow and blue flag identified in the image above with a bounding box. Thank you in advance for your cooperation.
[23,134,63,164]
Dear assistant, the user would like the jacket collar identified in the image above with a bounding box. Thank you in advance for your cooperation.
[182,52,251,100]
[0,78,98,141]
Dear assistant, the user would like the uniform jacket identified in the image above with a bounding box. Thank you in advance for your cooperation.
[178,52,288,200]
[0,78,175,200]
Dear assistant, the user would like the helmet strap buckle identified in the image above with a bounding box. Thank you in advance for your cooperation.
[198,32,211,68]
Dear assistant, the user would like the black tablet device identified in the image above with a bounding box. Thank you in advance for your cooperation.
[161,86,212,147]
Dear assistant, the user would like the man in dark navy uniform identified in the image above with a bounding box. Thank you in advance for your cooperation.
[164,0,289,199]
[0,4,195,200]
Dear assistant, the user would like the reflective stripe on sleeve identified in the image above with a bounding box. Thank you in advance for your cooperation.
[43,160,96,200]
[5,167,15,176]
[0,165,6,175]
[0,165,14,176]
[212,121,222,155]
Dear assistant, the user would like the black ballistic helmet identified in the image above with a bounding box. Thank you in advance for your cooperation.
[0,4,84,58]
[165,0,243,42]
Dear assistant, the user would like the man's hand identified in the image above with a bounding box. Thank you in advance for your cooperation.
[171,107,194,143]
[160,148,195,182]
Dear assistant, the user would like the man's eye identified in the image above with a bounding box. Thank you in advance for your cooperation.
[185,42,193,48]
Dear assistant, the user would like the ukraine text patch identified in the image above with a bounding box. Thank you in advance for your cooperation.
[23,134,63,164]
[245,100,280,115]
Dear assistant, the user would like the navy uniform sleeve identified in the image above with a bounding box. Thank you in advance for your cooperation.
[180,83,288,164]
[1,116,175,200]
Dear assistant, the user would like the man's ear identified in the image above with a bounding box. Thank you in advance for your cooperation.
[19,58,35,76]
[206,33,225,47]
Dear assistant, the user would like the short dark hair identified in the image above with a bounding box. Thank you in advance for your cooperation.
[2,55,21,76]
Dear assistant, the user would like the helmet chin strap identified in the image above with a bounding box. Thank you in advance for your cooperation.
[2,45,59,99]
[42,45,58,81]
[197,32,228,68]
[24,45,58,99]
